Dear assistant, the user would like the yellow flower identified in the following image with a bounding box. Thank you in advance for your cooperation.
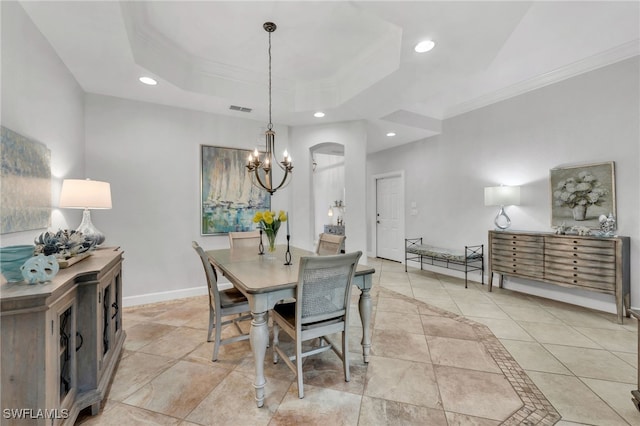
[263,211,274,224]
[253,211,263,223]
[278,211,287,222]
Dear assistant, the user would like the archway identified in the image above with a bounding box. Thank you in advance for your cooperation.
[310,142,345,244]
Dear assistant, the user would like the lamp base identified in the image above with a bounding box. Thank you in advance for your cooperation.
[76,209,106,246]
[494,206,512,230]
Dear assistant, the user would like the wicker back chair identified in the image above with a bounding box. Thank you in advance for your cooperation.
[192,241,251,361]
[272,251,362,398]
[315,233,345,255]
[228,230,261,249]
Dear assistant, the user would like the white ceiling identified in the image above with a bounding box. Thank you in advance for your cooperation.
[20,1,640,153]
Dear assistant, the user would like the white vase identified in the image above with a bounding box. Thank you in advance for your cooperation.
[572,205,587,221]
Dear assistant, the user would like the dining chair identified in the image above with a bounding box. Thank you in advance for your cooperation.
[192,241,252,361]
[228,230,261,250]
[315,233,345,255]
[271,250,362,398]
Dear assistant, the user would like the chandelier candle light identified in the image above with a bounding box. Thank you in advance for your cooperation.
[246,22,293,195]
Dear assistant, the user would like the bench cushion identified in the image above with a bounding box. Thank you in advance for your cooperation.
[406,245,481,262]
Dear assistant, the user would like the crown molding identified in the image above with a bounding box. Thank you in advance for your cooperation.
[444,40,640,119]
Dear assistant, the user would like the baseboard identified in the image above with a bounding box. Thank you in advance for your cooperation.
[122,283,232,307]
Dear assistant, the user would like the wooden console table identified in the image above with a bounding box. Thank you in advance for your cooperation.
[1,248,125,425]
[488,230,630,323]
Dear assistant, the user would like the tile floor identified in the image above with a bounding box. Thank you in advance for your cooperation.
[77,258,639,425]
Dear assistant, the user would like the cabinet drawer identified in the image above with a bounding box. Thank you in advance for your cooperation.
[493,261,543,278]
[545,245,615,257]
[492,233,542,243]
[545,263,616,279]
[493,252,544,266]
[545,248,616,263]
[544,271,615,293]
[492,243,544,255]
[546,237,615,249]
[544,254,616,270]
[492,238,543,251]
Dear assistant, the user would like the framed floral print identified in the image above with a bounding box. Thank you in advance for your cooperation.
[550,161,615,228]
[200,145,270,235]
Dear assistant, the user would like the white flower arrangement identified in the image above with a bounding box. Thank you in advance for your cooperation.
[553,171,607,209]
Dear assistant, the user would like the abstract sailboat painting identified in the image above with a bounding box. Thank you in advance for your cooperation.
[201,145,270,235]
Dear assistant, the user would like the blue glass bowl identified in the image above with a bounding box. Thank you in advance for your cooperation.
[0,245,35,282]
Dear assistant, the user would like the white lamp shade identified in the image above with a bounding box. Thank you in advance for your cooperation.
[59,179,112,209]
[484,186,520,207]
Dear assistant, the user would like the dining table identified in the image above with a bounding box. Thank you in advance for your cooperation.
[206,244,375,408]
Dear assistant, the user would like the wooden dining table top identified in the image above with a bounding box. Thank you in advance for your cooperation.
[206,245,375,295]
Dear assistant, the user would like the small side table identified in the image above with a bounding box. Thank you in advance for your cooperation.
[630,309,640,411]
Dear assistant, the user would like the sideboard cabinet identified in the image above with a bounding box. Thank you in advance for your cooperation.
[488,231,630,323]
[1,248,125,425]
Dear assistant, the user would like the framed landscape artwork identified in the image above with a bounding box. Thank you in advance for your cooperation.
[200,145,270,235]
[0,126,51,233]
[550,161,616,228]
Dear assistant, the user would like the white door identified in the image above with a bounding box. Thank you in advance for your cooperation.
[376,175,402,261]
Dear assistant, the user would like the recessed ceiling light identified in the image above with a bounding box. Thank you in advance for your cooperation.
[414,40,435,53]
[386,132,396,137]
[314,111,325,118]
[139,76,157,85]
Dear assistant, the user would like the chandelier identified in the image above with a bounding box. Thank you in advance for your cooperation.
[246,22,293,195]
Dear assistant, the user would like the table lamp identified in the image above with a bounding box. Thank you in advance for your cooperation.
[484,185,520,230]
[59,178,112,245]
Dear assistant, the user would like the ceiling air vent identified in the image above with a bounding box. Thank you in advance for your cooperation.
[229,105,252,113]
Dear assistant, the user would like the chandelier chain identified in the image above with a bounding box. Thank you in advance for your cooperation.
[246,21,293,196]
[268,31,273,131]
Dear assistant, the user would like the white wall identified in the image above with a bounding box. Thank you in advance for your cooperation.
[368,56,640,312]
[84,94,292,304]
[0,2,85,248]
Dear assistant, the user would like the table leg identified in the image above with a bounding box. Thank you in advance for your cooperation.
[250,310,269,408]
[358,287,372,363]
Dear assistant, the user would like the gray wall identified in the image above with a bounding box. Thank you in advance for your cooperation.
[368,56,640,312]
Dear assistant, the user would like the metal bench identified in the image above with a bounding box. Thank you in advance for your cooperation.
[405,238,484,288]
